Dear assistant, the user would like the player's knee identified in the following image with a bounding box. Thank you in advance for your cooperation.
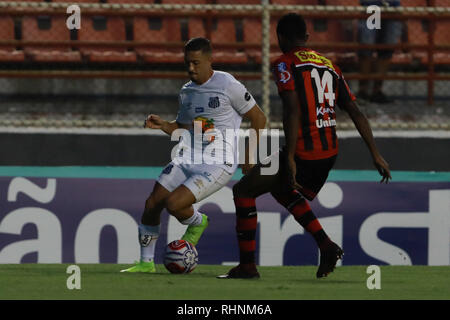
[165,195,182,215]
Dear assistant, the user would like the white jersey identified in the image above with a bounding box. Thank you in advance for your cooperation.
[174,70,256,173]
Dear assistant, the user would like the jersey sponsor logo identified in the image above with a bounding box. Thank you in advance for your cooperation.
[162,164,174,175]
[316,106,335,117]
[193,116,215,142]
[195,107,204,113]
[277,62,291,84]
[245,92,251,101]
[294,51,335,71]
[208,96,220,109]
[316,118,337,128]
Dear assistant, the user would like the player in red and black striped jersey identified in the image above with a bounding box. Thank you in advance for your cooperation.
[273,46,354,161]
[218,13,391,280]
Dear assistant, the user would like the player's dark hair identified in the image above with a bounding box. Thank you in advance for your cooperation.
[276,13,307,41]
[184,37,212,55]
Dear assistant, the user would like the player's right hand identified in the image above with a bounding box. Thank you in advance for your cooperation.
[373,154,391,184]
[144,114,163,129]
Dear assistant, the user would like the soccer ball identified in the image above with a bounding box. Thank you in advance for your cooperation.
[164,240,198,274]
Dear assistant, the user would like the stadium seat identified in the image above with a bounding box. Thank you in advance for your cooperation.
[434,20,450,45]
[215,0,261,4]
[22,16,80,62]
[324,0,357,5]
[0,16,25,62]
[210,18,247,64]
[78,16,136,62]
[162,0,208,3]
[133,17,184,63]
[107,0,156,3]
[306,19,345,43]
[434,0,450,6]
[57,0,101,2]
[402,0,427,6]
[271,0,319,4]
[243,18,281,63]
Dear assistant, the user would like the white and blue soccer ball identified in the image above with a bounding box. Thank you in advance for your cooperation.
[164,240,199,274]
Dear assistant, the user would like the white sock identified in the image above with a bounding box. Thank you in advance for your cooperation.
[181,208,203,226]
[138,224,160,263]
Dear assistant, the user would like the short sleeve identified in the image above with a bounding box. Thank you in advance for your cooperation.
[337,72,356,108]
[227,80,256,116]
[272,58,296,93]
[175,94,191,125]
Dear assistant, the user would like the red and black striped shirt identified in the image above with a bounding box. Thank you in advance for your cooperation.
[273,47,356,160]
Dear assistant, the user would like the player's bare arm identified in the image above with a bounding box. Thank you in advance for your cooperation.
[342,100,392,183]
[280,90,302,190]
[242,104,267,174]
[144,114,190,135]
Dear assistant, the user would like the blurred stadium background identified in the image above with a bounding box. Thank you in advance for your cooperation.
[0,0,449,130]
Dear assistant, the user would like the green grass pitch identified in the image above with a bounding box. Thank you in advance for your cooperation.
[0,264,449,300]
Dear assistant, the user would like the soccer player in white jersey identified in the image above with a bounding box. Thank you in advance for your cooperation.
[121,38,267,273]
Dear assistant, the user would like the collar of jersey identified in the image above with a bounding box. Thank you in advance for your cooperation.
[191,70,216,87]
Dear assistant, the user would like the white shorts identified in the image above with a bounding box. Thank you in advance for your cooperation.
[157,162,234,202]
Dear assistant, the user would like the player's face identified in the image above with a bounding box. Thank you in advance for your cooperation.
[185,50,212,84]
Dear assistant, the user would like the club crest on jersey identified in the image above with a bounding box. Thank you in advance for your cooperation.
[208,96,220,109]
[278,62,287,72]
[277,62,291,84]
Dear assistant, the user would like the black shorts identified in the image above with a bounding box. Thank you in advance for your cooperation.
[279,150,337,201]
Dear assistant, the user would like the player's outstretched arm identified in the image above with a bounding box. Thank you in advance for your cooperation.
[341,100,392,183]
[144,114,186,136]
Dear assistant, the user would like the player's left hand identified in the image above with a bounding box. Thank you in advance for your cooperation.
[373,154,391,183]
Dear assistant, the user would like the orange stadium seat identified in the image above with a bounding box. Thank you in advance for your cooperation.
[324,0,356,5]
[162,0,208,3]
[107,0,156,3]
[57,0,101,2]
[22,16,80,62]
[78,16,136,63]
[435,21,450,45]
[402,0,427,6]
[210,18,247,64]
[432,16,450,64]
[271,0,319,4]
[306,19,345,43]
[435,0,450,6]
[185,18,207,39]
[133,17,185,63]
[407,18,429,64]
[214,0,261,4]
[0,16,25,62]
[243,18,281,64]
